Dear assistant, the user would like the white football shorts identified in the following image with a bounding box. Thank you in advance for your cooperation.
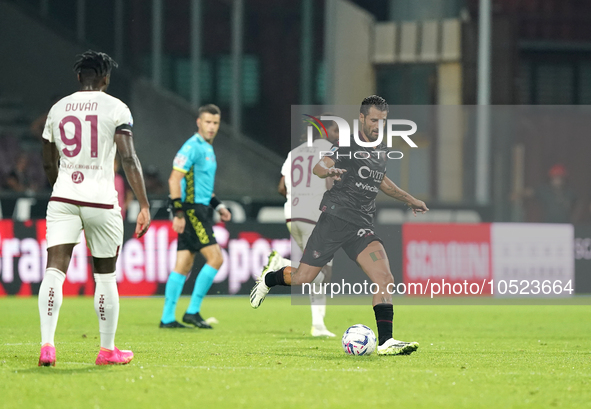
[46,201,123,258]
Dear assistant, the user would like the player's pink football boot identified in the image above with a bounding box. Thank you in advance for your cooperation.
[38,343,56,367]
[95,347,134,365]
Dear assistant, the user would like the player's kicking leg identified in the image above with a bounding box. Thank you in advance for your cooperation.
[250,262,322,308]
[356,241,418,356]
[252,214,339,308]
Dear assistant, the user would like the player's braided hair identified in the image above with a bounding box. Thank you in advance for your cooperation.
[360,95,389,116]
[73,50,118,85]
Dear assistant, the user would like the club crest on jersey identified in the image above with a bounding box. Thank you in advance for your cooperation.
[72,171,84,184]
[313,251,321,259]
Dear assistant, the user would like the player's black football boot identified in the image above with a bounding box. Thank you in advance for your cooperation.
[182,312,213,329]
[159,321,190,328]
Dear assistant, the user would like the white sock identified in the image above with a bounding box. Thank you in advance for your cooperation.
[38,268,66,346]
[310,272,326,327]
[94,273,119,350]
[311,304,326,327]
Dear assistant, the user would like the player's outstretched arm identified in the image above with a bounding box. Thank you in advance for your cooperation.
[42,140,59,187]
[380,176,429,216]
[115,132,151,238]
[313,157,346,180]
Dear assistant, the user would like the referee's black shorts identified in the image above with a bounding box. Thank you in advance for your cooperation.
[300,212,382,267]
[177,204,217,253]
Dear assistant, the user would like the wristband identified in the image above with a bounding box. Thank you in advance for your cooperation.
[210,196,221,209]
[210,196,227,212]
[168,197,184,218]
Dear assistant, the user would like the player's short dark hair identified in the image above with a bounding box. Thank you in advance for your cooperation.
[73,50,118,85]
[198,104,221,117]
[360,95,389,116]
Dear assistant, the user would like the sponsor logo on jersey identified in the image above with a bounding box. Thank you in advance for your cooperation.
[72,171,84,184]
[313,250,321,259]
[358,166,384,181]
[355,182,379,193]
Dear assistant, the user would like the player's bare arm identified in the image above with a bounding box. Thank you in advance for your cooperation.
[115,130,151,238]
[168,169,186,234]
[278,176,287,197]
[313,156,346,180]
[211,194,232,222]
[379,175,428,215]
[41,139,59,186]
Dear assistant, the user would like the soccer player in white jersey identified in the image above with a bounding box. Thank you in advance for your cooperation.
[273,120,339,337]
[38,50,151,366]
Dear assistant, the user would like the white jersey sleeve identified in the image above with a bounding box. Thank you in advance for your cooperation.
[42,107,56,143]
[288,139,333,223]
[281,151,292,220]
[113,102,134,129]
[46,91,132,208]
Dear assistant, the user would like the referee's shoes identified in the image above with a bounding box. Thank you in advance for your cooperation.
[183,312,213,329]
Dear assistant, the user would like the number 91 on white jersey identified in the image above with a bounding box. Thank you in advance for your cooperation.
[42,91,133,208]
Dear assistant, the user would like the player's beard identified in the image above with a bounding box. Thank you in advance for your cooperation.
[362,122,378,142]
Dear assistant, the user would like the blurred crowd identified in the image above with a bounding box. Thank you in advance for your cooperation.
[0,98,167,209]
[518,164,584,224]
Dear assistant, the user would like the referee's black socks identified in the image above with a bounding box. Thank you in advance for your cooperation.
[373,303,393,346]
[264,267,288,287]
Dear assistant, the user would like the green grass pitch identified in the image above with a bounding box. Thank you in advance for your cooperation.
[1,296,590,409]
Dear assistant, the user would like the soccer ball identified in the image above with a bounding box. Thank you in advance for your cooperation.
[342,324,377,356]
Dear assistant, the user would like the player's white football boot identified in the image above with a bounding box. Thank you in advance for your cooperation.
[268,250,289,271]
[377,338,419,356]
[250,252,276,308]
[311,325,336,337]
